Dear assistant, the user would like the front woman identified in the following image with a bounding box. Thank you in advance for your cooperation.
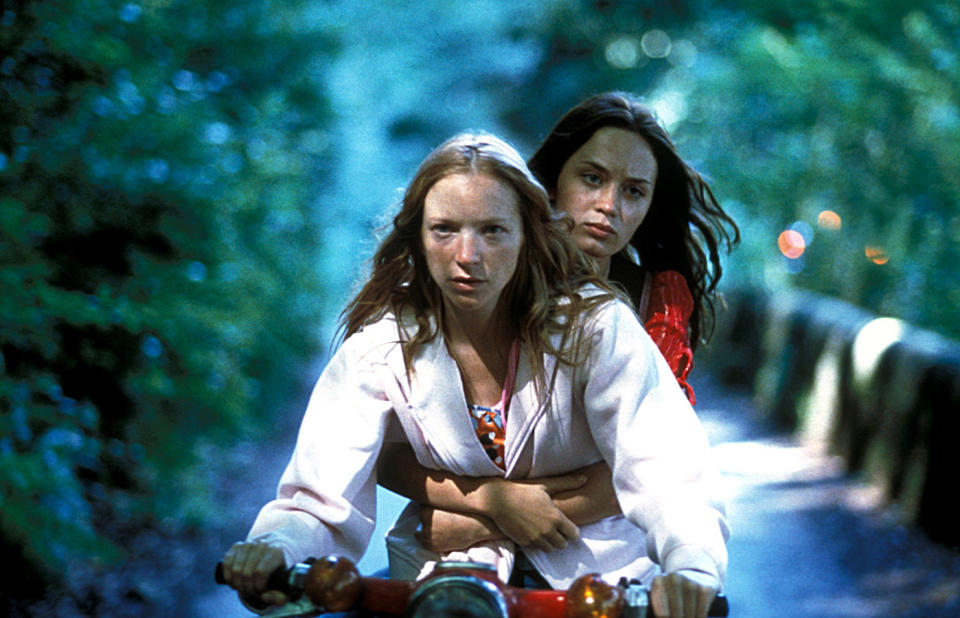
[377,91,740,568]
[220,133,728,618]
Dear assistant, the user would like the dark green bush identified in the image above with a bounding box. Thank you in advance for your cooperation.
[1,0,337,598]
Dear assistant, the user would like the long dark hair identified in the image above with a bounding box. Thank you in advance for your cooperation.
[340,133,616,386]
[528,91,740,347]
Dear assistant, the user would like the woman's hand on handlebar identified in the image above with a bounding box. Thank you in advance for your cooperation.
[221,539,289,606]
[649,570,720,618]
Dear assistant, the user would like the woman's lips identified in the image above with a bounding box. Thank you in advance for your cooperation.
[451,277,483,291]
[584,222,616,240]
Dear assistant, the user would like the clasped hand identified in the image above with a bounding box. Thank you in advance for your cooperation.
[417,473,586,552]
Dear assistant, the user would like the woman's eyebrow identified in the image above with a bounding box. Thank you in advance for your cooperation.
[425,216,512,225]
[473,215,514,226]
[581,158,653,185]
[579,158,608,171]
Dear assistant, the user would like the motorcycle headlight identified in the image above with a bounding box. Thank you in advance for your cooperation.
[405,569,509,618]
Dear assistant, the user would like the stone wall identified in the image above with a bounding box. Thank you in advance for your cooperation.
[700,287,960,547]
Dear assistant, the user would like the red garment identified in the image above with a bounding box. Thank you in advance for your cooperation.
[643,271,696,405]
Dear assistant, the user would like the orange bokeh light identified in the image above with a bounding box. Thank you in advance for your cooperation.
[778,229,806,259]
[865,245,889,265]
[817,210,842,230]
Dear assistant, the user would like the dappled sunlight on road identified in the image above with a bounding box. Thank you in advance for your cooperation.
[696,376,960,618]
[713,439,844,484]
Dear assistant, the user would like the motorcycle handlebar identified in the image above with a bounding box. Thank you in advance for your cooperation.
[215,557,729,617]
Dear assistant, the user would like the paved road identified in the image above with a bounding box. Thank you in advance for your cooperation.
[690,378,960,618]
[194,375,960,617]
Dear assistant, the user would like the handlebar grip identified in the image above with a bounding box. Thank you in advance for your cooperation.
[708,593,729,617]
[633,590,728,617]
[214,562,292,594]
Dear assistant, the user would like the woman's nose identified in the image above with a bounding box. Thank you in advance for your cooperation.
[595,186,618,216]
[455,233,480,263]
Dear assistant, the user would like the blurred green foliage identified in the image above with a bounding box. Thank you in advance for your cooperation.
[1,0,337,601]
[2,0,958,608]
[672,1,960,339]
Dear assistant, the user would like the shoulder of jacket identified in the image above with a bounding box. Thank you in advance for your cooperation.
[340,313,404,363]
[576,282,607,299]
[579,294,642,336]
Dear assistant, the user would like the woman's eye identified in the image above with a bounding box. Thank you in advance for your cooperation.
[431,224,452,235]
[482,225,506,235]
[582,173,602,186]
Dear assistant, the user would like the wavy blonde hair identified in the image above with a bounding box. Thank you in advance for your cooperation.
[340,133,619,388]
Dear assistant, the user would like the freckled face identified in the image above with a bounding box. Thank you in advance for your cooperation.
[421,172,524,321]
[554,127,658,273]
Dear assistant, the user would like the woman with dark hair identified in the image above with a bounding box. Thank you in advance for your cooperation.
[220,132,728,618]
[528,90,740,402]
